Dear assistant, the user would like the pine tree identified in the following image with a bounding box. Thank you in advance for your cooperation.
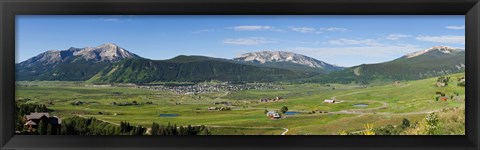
[47,124,54,135]
[151,122,159,135]
[173,124,178,135]
[38,119,48,135]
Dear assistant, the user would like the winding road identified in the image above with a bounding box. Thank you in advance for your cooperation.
[215,91,230,101]
[204,125,289,135]
[77,114,120,125]
[281,128,289,135]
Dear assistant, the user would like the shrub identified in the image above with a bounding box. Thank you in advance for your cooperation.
[280,106,288,114]
[402,107,464,135]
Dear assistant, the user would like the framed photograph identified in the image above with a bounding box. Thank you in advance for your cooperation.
[1,0,479,150]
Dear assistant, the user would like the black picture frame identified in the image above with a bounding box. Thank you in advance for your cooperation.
[1,0,479,150]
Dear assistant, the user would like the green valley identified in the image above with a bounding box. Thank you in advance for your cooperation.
[15,73,465,135]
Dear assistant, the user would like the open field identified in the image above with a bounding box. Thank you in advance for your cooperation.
[15,73,465,135]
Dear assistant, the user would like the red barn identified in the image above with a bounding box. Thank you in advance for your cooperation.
[440,97,449,101]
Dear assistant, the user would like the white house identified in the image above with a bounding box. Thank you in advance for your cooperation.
[272,113,280,118]
[266,110,281,119]
[324,99,336,103]
[266,110,276,116]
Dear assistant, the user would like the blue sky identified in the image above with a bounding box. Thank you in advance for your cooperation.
[16,15,464,67]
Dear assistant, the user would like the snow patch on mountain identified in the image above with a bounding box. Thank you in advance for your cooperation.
[404,46,463,58]
[18,43,139,67]
[234,51,338,68]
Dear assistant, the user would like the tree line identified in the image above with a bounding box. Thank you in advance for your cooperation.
[62,117,210,135]
[151,122,211,135]
[21,115,210,135]
[16,103,210,135]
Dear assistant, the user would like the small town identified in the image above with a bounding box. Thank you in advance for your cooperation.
[137,82,282,94]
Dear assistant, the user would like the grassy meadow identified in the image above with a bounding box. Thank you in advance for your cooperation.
[15,73,465,135]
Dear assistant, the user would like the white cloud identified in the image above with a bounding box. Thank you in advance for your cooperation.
[446,25,465,30]
[93,15,134,23]
[291,44,421,66]
[191,29,215,34]
[415,35,465,44]
[100,18,122,22]
[319,27,349,32]
[386,34,412,40]
[288,27,319,33]
[293,45,419,58]
[232,26,281,31]
[326,39,380,46]
[223,37,275,45]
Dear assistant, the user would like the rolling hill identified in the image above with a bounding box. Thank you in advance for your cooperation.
[308,46,465,84]
[88,56,302,83]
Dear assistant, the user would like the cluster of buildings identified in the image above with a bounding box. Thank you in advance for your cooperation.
[435,91,463,102]
[259,96,284,103]
[207,106,231,111]
[435,91,449,101]
[137,83,281,95]
[214,101,232,106]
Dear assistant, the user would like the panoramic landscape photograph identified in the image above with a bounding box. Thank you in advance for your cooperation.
[15,15,465,135]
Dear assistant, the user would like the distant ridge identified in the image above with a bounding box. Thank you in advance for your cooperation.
[308,46,465,84]
[89,56,302,83]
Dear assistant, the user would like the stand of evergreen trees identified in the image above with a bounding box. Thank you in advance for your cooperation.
[150,122,210,135]
[61,116,122,135]
[59,117,210,135]
[119,121,146,135]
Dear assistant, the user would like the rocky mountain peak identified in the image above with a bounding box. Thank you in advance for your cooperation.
[18,43,140,67]
[403,46,463,58]
[79,43,137,62]
[234,51,340,69]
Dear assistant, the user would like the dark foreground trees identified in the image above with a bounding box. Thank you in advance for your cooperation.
[59,116,210,135]
[150,122,211,135]
[61,116,121,135]
[16,103,210,135]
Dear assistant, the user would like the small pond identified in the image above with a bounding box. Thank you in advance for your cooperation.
[284,111,300,115]
[159,114,180,117]
[353,103,369,107]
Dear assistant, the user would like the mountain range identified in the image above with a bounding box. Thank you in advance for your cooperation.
[16,43,465,84]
